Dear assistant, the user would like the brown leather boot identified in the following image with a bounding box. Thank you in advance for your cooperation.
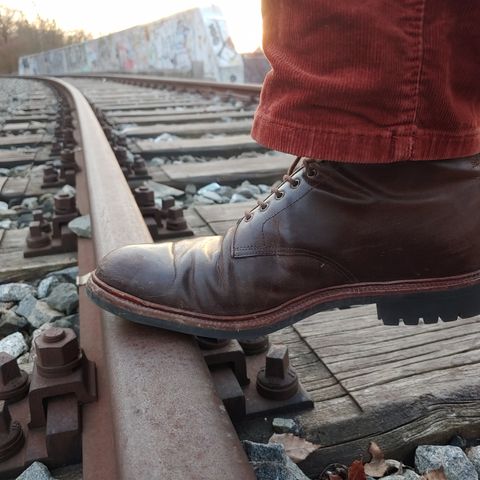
[86,156,480,338]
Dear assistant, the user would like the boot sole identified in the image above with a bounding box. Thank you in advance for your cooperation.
[86,270,480,339]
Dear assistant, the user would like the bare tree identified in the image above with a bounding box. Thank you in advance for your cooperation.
[0,6,91,73]
[0,5,21,44]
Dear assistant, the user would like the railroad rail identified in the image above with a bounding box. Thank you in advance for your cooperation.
[1,74,309,479]
[26,76,257,479]
[3,74,480,479]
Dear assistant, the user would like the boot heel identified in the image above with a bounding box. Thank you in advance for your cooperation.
[376,283,480,326]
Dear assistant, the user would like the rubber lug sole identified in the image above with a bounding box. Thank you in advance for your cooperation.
[86,272,480,339]
[376,282,480,325]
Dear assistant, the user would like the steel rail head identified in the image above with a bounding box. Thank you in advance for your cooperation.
[60,73,262,96]
[39,77,255,480]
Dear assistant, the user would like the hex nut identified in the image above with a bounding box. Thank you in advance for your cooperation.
[0,401,24,462]
[54,192,76,214]
[134,186,155,207]
[0,353,29,403]
[34,327,82,377]
[26,222,51,249]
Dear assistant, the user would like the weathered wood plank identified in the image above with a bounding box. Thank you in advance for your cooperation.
[0,134,53,148]
[0,229,29,252]
[1,121,52,133]
[0,249,77,283]
[24,168,58,198]
[2,115,55,123]
[111,110,254,125]
[123,119,253,138]
[157,154,292,187]
[299,401,480,478]
[271,304,480,476]
[0,150,36,166]
[0,229,77,282]
[1,122,30,132]
[133,134,262,157]
[0,177,29,200]
[100,99,214,111]
[107,104,243,119]
[195,202,254,224]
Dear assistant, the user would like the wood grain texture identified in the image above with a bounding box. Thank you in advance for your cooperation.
[100,99,214,111]
[0,150,36,165]
[107,104,247,118]
[122,119,253,138]
[111,110,254,125]
[160,154,292,186]
[134,134,261,156]
[0,177,29,199]
[0,134,52,147]
[195,202,253,223]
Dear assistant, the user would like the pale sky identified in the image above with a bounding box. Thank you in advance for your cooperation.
[2,0,263,53]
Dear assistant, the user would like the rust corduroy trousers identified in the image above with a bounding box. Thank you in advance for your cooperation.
[252,0,480,163]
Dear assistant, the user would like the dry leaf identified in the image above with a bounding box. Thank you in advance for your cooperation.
[347,460,366,480]
[268,433,320,463]
[421,468,448,480]
[363,441,403,477]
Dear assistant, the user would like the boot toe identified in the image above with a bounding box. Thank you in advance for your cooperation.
[95,243,176,303]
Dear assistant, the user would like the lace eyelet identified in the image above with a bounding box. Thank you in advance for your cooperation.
[307,168,318,178]
[275,191,285,200]
[290,178,301,189]
[259,203,268,211]
[244,213,253,222]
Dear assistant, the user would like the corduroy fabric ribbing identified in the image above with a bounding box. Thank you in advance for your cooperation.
[252,0,480,163]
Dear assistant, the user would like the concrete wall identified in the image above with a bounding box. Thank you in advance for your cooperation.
[19,6,244,83]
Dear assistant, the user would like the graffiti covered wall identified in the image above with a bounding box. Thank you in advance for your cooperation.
[18,6,244,83]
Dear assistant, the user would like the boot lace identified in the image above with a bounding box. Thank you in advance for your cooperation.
[243,157,318,221]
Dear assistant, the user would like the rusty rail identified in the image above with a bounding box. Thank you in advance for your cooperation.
[62,72,262,98]
[41,77,255,480]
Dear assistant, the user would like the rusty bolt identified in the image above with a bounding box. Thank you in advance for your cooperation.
[161,196,175,211]
[256,345,299,400]
[160,196,175,220]
[62,128,74,143]
[103,126,113,140]
[134,186,155,207]
[133,157,148,176]
[167,205,184,219]
[239,336,270,356]
[61,149,75,164]
[166,206,187,231]
[54,192,76,215]
[51,142,62,155]
[116,134,127,147]
[114,146,128,164]
[0,401,24,462]
[26,221,51,249]
[33,209,52,234]
[0,353,29,403]
[34,327,82,378]
[43,165,58,184]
